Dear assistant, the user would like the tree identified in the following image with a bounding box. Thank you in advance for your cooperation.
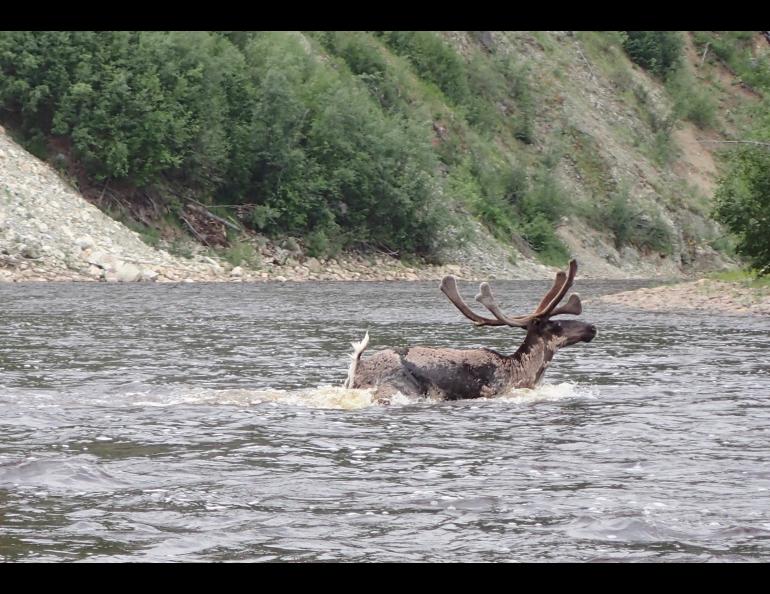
[713,143,770,274]
[623,31,683,79]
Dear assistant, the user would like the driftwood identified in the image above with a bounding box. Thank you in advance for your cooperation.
[699,43,710,68]
[160,185,243,228]
[180,214,211,246]
[698,139,770,148]
[185,201,241,231]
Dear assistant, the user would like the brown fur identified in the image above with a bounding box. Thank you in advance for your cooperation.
[346,260,596,403]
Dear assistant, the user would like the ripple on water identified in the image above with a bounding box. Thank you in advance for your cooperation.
[1,280,769,562]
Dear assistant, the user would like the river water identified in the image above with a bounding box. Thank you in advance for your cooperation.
[1,279,769,562]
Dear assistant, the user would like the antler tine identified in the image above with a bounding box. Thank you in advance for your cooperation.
[536,259,578,318]
[440,276,506,326]
[475,282,529,328]
[534,271,567,315]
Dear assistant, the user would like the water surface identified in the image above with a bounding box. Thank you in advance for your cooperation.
[1,279,768,562]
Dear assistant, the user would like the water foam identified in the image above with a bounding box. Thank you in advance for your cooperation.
[120,381,592,410]
[491,382,596,405]
[124,385,381,410]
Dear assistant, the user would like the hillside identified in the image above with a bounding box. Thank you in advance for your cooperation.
[2,31,767,282]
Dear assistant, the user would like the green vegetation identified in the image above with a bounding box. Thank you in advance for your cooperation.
[0,31,445,257]
[693,31,770,92]
[0,30,765,272]
[667,68,717,130]
[702,32,770,276]
[223,240,261,268]
[708,268,770,289]
[713,112,770,275]
[622,31,684,79]
[582,186,674,255]
[0,30,571,264]
[620,31,716,137]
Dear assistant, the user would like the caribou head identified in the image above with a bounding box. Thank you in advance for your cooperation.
[344,259,596,403]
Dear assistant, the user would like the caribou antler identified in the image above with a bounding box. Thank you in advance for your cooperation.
[531,259,578,318]
[440,259,582,328]
[475,282,531,327]
[440,276,507,326]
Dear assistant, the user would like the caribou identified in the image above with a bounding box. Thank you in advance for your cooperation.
[343,259,596,402]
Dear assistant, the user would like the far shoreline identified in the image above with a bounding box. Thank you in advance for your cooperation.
[599,277,770,316]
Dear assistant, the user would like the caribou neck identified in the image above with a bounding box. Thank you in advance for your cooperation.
[503,332,560,389]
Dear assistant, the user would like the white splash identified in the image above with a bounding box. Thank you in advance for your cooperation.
[492,382,596,405]
[125,385,381,410]
[117,382,592,410]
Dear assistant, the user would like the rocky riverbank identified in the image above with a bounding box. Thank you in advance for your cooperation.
[0,123,729,286]
[0,124,562,284]
[599,278,770,315]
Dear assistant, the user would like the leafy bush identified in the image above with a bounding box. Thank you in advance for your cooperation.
[380,31,471,106]
[520,214,570,265]
[0,31,447,258]
[223,241,261,268]
[713,143,770,275]
[667,69,717,129]
[304,229,330,258]
[693,31,770,93]
[0,31,566,265]
[317,32,401,111]
[623,32,683,79]
[600,188,674,254]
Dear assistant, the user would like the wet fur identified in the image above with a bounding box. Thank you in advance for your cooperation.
[348,319,595,402]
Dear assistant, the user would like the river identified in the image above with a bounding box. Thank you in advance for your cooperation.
[1,279,768,562]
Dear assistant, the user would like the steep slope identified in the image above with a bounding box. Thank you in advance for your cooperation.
[0,126,227,281]
[2,31,764,282]
[437,31,738,278]
[1,124,554,282]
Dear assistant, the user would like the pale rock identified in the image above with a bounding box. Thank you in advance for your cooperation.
[230,266,243,277]
[305,257,322,273]
[20,243,41,259]
[89,251,118,272]
[114,262,142,282]
[76,236,95,251]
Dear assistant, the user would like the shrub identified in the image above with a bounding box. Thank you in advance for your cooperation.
[667,69,717,129]
[320,32,401,111]
[713,143,770,275]
[223,241,261,268]
[602,188,674,254]
[694,31,770,93]
[623,31,683,79]
[380,31,471,106]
